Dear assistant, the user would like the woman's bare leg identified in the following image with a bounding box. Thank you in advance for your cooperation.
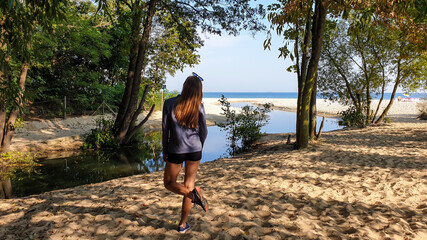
[179,160,200,226]
[163,162,193,199]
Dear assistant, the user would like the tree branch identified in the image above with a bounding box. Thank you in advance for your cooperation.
[119,0,133,10]
[124,104,155,143]
[129,84,151,129]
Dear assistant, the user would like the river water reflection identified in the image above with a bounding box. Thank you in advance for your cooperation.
[4,105,342,198]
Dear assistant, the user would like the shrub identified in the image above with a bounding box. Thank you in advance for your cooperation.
[83,118,118,150]
[338,107,365,127]
[216,95,272,154]
[0,152,39,181]
[417,101,427,120]
[0,152,38,167]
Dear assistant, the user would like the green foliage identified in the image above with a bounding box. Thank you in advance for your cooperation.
[83,118,118,150]
[216,95,272,154]
[0,0,67,119]
[13,117,24,129]
[26,1,120,113]
[0,152,39,181]
[383,117,392,123]
[338,107,366,127]
[319,18,427,123]
[142,12,202,89]
[0,152,38,166]
[146,89,180,111]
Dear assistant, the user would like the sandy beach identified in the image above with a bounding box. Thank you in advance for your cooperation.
[1,116,426,239]
[1,98,426,239]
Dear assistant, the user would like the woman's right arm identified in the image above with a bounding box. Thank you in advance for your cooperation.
[162,101,169,155]
[198,104,208,146]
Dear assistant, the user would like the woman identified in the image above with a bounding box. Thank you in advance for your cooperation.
[162,74,209,233]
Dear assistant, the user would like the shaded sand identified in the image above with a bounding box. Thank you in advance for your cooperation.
[1,121,426,239]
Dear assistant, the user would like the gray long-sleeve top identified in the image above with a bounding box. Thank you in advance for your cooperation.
[162,96,208,154]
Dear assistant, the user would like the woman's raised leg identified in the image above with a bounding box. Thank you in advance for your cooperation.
[163,162,193,199]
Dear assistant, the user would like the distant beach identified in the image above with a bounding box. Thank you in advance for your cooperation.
[10,97,423,156]
[203,97,422,120]
[203,92,427,100]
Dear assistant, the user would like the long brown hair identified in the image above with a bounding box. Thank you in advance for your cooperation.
[174,76,203,128]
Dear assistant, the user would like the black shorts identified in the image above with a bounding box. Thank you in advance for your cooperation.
[166,151,202,164]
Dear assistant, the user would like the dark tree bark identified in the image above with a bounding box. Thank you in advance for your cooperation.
[0,178,13,199]
[295,0,328,149]
[372,72,385,123]
[114,4,144,132]
[295,4,312,147]
[315,116,325,139]
[1,63,27,153]
[309,76,317,139]
[326,52,361,111]
[114,0,159,145]
[375,59,402,123]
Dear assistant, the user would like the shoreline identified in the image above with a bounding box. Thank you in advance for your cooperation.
[9,98,424,158]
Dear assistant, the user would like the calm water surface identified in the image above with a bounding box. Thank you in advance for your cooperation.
[5,104,342,197]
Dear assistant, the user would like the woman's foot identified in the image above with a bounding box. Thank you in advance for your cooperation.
[178,222,191,233]
[192,186,209,212]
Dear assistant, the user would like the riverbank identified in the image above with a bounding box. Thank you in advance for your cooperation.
[9,98,423,157]
[1,120,426,239]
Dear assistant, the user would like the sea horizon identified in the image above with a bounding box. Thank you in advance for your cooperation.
[203,92,427,99]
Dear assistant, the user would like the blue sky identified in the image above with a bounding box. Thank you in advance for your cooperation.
[165,25,297,92]
[165,30,296,92]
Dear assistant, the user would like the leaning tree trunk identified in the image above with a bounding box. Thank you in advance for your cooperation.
[375,59,402,123]
[0,91,7,153]
[372,70,386,123]
[114,0,158,145]
[309,76,317,139]
[1,63,28,153]
[295,0,327,149]
[114,5,144,132]
[0,27,6,152]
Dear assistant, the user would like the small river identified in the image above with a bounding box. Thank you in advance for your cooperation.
[3,104,342,198]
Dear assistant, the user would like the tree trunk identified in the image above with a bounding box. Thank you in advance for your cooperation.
[366,84,371,125]
[0,87,6,152]
[0,109,7,153]
[309,77,317,139]
[0,178,13,199]
[1,63,28,153]
[295,3,312,149]
[114,5,144,132]
[327,53,359,110]
[295,0,327,149]
[0,53,9,153]
[315,116,325,139]
[375,60,401,123]
[114,0,158,145]
[372,73,385,123]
